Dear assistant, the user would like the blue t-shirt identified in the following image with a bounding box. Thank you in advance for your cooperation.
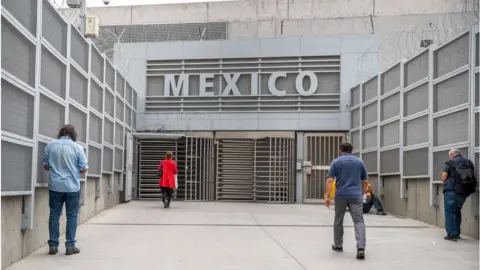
[442,155,474,192]
[44,137,88,193]
[327,153,368,198]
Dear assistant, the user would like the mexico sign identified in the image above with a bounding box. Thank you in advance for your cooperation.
[164,72,320,97]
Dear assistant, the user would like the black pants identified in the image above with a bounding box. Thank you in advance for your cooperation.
[161,187,174,202]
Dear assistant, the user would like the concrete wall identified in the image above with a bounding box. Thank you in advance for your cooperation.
[1,174,122,269]
[61,0,477,73]
[380,176,479,238]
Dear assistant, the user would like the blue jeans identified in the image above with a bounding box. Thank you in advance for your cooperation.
[444,190,466,237]
[363,194,384,213]
[48,190,80,249]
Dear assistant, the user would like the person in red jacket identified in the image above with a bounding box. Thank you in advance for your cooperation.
[157,151,178,208]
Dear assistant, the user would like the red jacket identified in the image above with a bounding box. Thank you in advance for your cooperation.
[158,159,178,189]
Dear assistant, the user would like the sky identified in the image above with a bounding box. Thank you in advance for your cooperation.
[51,0,237,8]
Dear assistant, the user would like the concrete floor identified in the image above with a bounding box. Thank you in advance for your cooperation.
[6,201,479,270]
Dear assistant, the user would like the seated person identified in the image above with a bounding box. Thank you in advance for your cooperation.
[363,183,387,215]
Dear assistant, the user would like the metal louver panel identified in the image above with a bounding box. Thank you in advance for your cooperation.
[36,141,48,184]
[116,97,124,121]
[216,139,255,201]
[41,46,66,98]
[2,141,33,192]
[362,77,377,102]
[434,72,469,113]
[88,146,101,175]
[115,122,124,146]
[114,147,123,171]
[381,64,400,95]
[350,86,360,107]
[68,105,87,143]
[403,148,429,177]
[381,121,400,147]
[39,94,65,138]
[70,25,88,71]
[103,147,113,172]
[3,0,37,35]
[434,33,469,79]
[89,113,102,144]
[362,151,377,174]
[434,109,469,146]
[404,83,428,117]
[90,79,103,112]
[405,51,428,87]
[363,102,378,125]
[104,119,114,145]
[69,66,88,106]
[381,92,400,121]
[2,17,36,87]
[42,0,67,56]
[139,138,176,200]
[1,79,34,138]
[362,126,377,149]
[404,116,428,146]
[380,148,400,174]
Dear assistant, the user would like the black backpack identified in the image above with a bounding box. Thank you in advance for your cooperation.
[446,160,477,197]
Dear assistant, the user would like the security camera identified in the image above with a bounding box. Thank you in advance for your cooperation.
[103,0,110,5]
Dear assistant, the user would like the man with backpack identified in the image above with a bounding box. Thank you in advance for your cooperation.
[441,149,477,241]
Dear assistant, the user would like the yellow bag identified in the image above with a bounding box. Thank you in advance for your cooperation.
[329,180,336,199]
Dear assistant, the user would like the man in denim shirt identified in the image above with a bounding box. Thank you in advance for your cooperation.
[44,125,88,255]
[441,148,474,241]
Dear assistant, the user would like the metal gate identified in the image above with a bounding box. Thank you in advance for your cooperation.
[303,133,346,203]
[216,135,296,203]
[137,134,215,201]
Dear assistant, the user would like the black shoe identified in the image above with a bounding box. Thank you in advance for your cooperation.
[65,247,81,255]
[376,211,387,216]
[48,247,58,255]
[453,235,461,240]
[332,245,343,252]
[356,248,365,260]
[165,200,171,208]
[444,235,457,241]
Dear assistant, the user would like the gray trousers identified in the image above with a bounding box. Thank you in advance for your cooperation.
[334,197,366,249]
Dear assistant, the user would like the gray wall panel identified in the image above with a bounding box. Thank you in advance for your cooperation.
[116,72,125,97]
[41,47,66,98]
[404,116,429,146]
[351,130,360,150]
[405,51,428,87]
[380,148,400,174]
[362,126,377,149]
[434,33,469,78]
[434,72,469,113]
[70,25,88,71]
[69,66,88,106]
[351,108,360,128]
[39,94,64,138]
[2,18,36,87]
[103,147,113,172]
[42,0,67,56]
[1,141,33,192]
[106,62,115,90]
[88,146,101,175]
[90,79,104,112]
[381,64,400,95]
[91,48,104,81]
[126,84,133,105]
[105,90,115,117]
[68,105,87,143]
[381,120,400,147]
[104,119,114,144]
[115,122,124,146]
[3,0,37,35]
[363,151,377,173]
[350,86,360,106]
[114,147,123,170]
[362,102,377,125]
[89,113,102,144]
[381,92,400,121]
[403,148,429,176]
[362,76,378,102]
[434,109,469,146]
[404,83,428,117]
[1,79,34,138]
[116,97,124,121]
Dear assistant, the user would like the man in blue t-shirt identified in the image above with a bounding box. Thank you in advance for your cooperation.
[324,142,368,260]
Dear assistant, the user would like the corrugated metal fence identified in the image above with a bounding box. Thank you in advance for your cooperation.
[349,26,479,208]
[1,0,138,229]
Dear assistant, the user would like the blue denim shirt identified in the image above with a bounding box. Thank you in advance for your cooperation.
[328,153,368,198]
[44,137,88,193]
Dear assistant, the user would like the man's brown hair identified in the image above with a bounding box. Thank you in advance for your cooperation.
[166,151,173,159]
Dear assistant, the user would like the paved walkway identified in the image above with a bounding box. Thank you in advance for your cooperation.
[6,201,479,270]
